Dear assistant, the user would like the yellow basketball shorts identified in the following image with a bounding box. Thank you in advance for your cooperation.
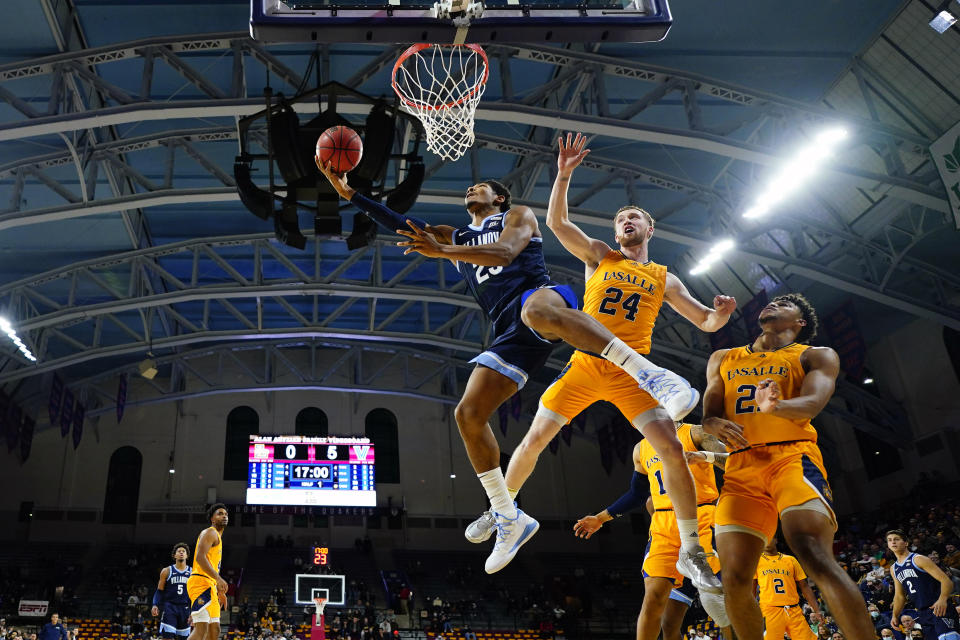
[539,351,659,425]
[761,604,816,640]
[187,575,220,620]
[643,504,720,587]
[716,440,836,543]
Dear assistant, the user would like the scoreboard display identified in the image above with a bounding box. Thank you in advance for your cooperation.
[246,435,376,507]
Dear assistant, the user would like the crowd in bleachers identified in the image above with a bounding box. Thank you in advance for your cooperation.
[3,485,960,640]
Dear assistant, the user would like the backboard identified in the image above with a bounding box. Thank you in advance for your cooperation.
[251,0,673,44]
[295,574,346,606]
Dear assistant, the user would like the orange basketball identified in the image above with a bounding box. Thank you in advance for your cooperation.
[316,126,363,175]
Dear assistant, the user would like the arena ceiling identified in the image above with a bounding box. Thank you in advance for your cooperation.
[0,0,958,441]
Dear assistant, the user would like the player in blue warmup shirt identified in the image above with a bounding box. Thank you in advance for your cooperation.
[318,159,702,574]
[152,543,193,638]
[887,529,960,640]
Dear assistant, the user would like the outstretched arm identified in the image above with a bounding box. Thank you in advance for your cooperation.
[546,133,611,270]
[754,346,839,420]
[663,272,736,332]
[397,206,537,267]
[315,157,457,241]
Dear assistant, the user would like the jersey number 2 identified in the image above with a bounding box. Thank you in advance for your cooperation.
[772,578,786,594]
[598,287,642,321]
[475,264,503,284]
[735,384,757,414]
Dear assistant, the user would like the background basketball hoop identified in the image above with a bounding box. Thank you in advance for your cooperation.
[392,43,489,162]
[312,596,327,622]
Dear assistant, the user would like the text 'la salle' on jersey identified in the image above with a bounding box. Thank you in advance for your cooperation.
[164,565,191,607]
[719,343,817,448]
[453,211,551,321]
[755,553,806,607]
[893,553,943,610]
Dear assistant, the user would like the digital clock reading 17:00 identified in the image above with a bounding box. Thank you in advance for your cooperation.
[245,435,376,507]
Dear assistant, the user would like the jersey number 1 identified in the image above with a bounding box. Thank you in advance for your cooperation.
[653,469,666,495]
[475,264,503,284]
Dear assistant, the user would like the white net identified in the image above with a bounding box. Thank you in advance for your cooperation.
[392,43,489,162]
[312,598,326,621]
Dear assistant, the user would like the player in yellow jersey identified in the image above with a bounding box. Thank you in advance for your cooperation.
[186,504,228,640]
[468,132,742,586]
[755,537,821,640]
[702,294,874,640]
[572,423,733,640]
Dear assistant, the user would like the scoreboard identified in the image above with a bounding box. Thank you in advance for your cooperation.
[246,435,376,507]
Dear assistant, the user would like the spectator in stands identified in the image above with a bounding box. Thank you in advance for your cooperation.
[39,614,66,640]
[880,629,896,640]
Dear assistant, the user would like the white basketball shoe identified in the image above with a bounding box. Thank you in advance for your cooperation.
[464,510,496,543]
[484,509,540,574]
[636,366,700,421]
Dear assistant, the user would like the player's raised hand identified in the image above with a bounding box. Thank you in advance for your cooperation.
[314,156,355,200]
[701,416,748,449]
[713,295,737,316]
[151,606,159,617]
[756,378,782,413]
[557,132,590,176]
[396,220,445,259]
[573,515,603,539]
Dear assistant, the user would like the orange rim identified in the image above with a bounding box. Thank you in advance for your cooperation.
[391,43,489,111]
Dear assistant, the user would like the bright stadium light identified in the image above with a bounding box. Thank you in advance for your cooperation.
[742,127,848,221]
[690,238,735,276]
[0,316,37,362]
[930,10,957,33]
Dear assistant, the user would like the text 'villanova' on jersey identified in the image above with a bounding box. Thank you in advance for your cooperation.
[453,212,551,321]
[165,565,191,607]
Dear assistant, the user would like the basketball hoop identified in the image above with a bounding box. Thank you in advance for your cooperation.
[392,43,489,162]
[312,597,327,622]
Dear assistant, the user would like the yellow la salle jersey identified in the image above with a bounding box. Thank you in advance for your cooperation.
[191,527,222,580]
[583,251,667,354]
[639,423,719,511]
[756,552,806,607]
[719,343,817,448]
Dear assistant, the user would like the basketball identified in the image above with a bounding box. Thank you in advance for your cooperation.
[315,125,363,175]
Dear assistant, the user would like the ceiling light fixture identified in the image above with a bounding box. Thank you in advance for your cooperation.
[690,238,735,276]
[930,10,957,33]
[742,127,848,220]
[0,316,37,362]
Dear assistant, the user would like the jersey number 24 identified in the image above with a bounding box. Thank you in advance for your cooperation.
[598,287,642,321]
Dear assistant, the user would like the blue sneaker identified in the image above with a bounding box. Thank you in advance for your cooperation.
[484,509,540,574]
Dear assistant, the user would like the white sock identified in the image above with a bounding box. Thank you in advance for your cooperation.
[676,518,702,552]
[601,337,657,380]
[478,468,517,518]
